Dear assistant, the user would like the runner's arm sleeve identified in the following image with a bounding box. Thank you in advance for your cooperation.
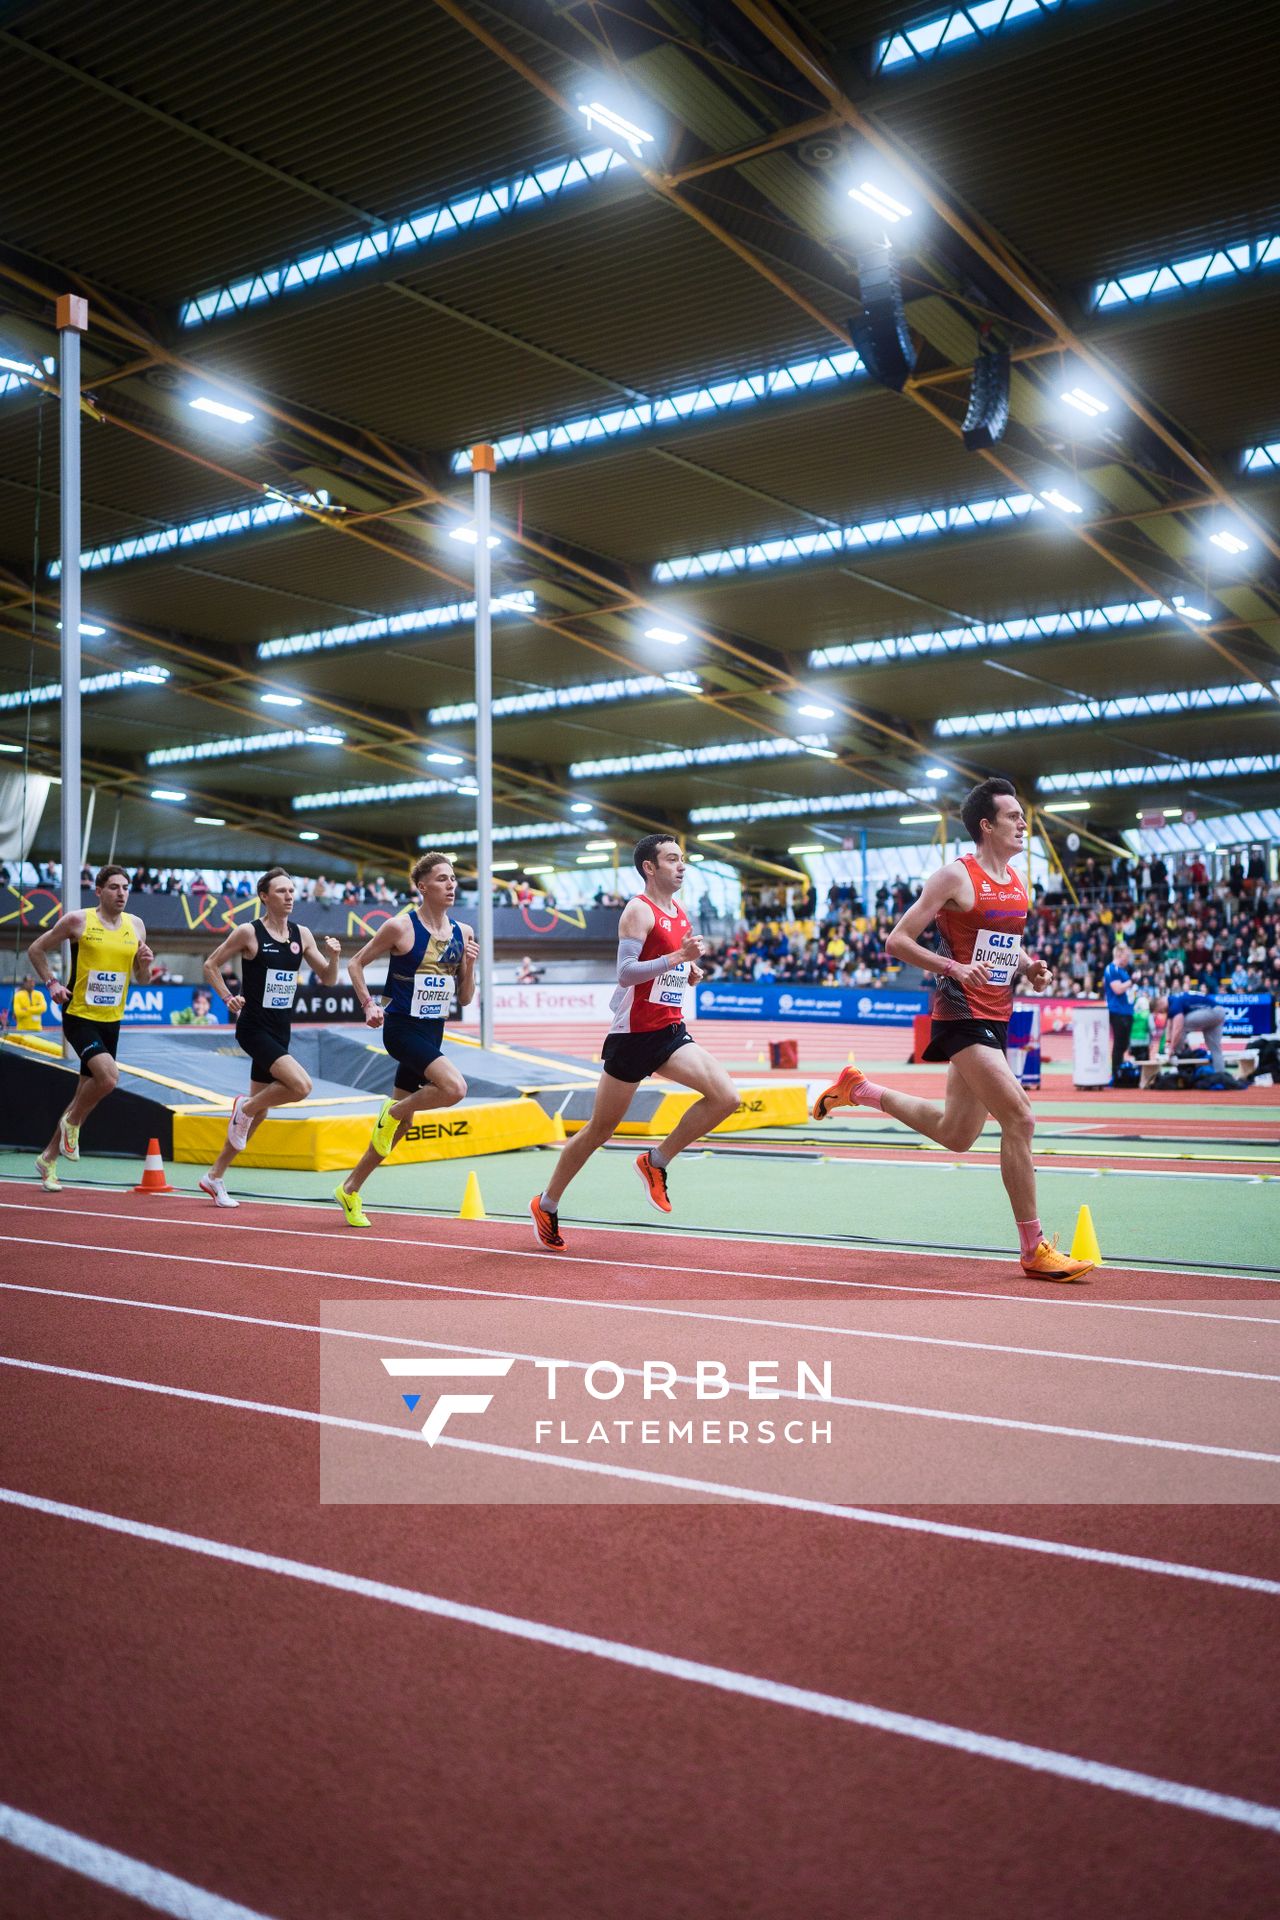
[616,937,677,987]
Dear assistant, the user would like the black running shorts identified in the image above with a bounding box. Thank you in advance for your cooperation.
[600,1021,693,1085]
[61,1011,121,1077]
[922,1017,1009,1063]
[235,1011,292,1083]
[383,1009,446,1094]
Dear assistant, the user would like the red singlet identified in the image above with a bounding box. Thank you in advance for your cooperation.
[608,895,692,1034]
[933,854,1028,1024]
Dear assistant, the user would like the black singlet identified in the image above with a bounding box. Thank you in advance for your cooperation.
[240,918,303,1025]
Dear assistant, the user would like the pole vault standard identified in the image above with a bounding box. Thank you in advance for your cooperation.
[471,443,496,1050]
[57,293,87,1052]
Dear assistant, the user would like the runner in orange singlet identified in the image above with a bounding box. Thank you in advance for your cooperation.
[811,777,1093,1282]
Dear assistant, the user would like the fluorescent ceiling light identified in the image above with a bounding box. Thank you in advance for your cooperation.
[1174,598,1211,621]
[1061,387,1108,418]
[577,854,607,864]
[524,866,554,876]
[151,727,345,767]
[1041,489,1084,514]
[449,524,501,549]
[569,734,830,778]
[193,815,226,825]
[848,183,912,221]
[449,348,863,476]
[57,621,107,636]
[697,830,735,843]
[901,812,941,824]
[430,666,698,725]
[692,786,935,824]
[788,842,825,854]
[0,666,172,712]
[458,782,480,796]
[687,851,706,862]
[577,101,655,158]
[150,788,186,802]
[261,692,303,708]
[418,822,581,848]
[0,742,23,754]
[1163,808,1183,818]
[924,765,948,778]
[656,490,1041,583]
[644,626,689,645]
[294,777,453,811]
[585,839,616,850]
[260,591,534,662]
[1039,754,1280,792]
[809,596,1167,672]
[491,861,520,872]
[179,149,625,329]
[797,702,834,719]
[190,395,255,425]
[298,831,320,842]
[1041,801,1090,814]
[427,752,465,766]
[570,802,594,814]
[1209,530,1249,555]
[807,747,839,761]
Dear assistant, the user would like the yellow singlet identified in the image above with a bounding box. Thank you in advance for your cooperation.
[66,907,139,1021]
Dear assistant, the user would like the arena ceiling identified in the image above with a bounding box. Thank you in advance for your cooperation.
[1,0,1277,887]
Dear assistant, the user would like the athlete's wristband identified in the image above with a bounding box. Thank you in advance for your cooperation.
[939,957,956,978]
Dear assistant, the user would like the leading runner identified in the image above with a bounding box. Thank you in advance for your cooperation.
[811,777,1094,1282]
[26,863,155,1189]
[530,833,738,1250]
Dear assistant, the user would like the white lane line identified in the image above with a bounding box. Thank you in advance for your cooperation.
[4,1488,1278,1837]
[8,1237,1280,1410]
[5,1353,1280,1483]
[5,1273,1277,1387]
[1,1196,1272,1320]
[0,1801,278,1919]
[6,1294,1278,1598]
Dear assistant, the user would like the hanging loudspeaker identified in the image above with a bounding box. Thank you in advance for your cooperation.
[962,346,1010,450]
[850,246,916,392]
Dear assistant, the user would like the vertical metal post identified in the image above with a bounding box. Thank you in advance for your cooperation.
[1025,804,1035,895]
[57,295,88,1036]
[471,445,496,1050]
[859,827,867,912]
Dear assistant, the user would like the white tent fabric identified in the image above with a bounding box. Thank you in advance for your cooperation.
[0,770,50,867]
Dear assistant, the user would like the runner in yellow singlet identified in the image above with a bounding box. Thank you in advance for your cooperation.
[26,862,154,1189]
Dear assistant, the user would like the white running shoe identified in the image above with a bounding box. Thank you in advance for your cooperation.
[35,1155,62,1193]
[226,1095,252,1153]
[199,1174,239,1209]
[58,1114,81,1161]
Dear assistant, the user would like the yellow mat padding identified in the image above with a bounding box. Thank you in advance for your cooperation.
[569,1082,809,1137]
[173,1096,554,1171]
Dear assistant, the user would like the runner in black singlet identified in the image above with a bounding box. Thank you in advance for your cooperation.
[198,866,341,1208]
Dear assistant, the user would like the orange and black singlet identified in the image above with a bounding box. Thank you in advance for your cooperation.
[932,855,1028,1025]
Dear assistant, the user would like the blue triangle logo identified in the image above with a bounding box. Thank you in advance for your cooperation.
[401,1394,421,1412]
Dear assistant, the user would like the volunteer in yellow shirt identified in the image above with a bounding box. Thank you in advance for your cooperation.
[26,862,153,1190]
[13,974,47,1031]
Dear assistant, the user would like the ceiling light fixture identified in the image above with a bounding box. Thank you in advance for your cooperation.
[1041,489,1084,515]
[194,815,226,826]
[900,811,942,824]
[150,789,186,802]
[1061,387,1108,418]
[449,524,501,549]
[298,830,320,842]
[427,752,464,766]
[190,395,255,425]
[1209,529,1249,555]
[577,101,655,159]
[787,842,825,854]
[644,626,689,645]
[848,182,912,222]
[261,692,303,708]
[697,830,735,843]
[797,702,834,719]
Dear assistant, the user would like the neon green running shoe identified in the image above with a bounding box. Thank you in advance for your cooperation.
[35,1155,62,1193]
[370,1098,398,1157]
[334,1183,370,1229]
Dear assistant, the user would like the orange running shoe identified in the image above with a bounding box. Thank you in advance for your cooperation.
[635,1150,671,1214]
[530,1194,565,1251]
[1020,1236,1094,1283]
[811,1063,867,1121]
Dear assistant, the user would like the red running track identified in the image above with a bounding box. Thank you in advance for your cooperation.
[2,1188,1278,1917]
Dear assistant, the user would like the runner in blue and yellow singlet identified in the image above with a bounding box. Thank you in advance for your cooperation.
[334,850,478,1226]
[26,863,155,1189]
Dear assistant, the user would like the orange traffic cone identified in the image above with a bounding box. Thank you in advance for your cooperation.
[133,1138,176,1194]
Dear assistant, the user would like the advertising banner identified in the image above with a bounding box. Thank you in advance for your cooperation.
[696,983,928,1026]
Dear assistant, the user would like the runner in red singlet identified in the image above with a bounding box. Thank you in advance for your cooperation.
[530,833,738,1250]
[811,778,1094,1282]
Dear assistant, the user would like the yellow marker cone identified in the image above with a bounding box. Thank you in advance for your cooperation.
[1071,1204,1102,1266]
[458,1171,486,1220]
[551,1110,567,1143]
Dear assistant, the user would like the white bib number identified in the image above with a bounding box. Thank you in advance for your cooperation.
[971,928,1021,986]
[262,967,297,1011]
[650,963,688,1008]
[85,968,126,1010]
[410,972,452,1019]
